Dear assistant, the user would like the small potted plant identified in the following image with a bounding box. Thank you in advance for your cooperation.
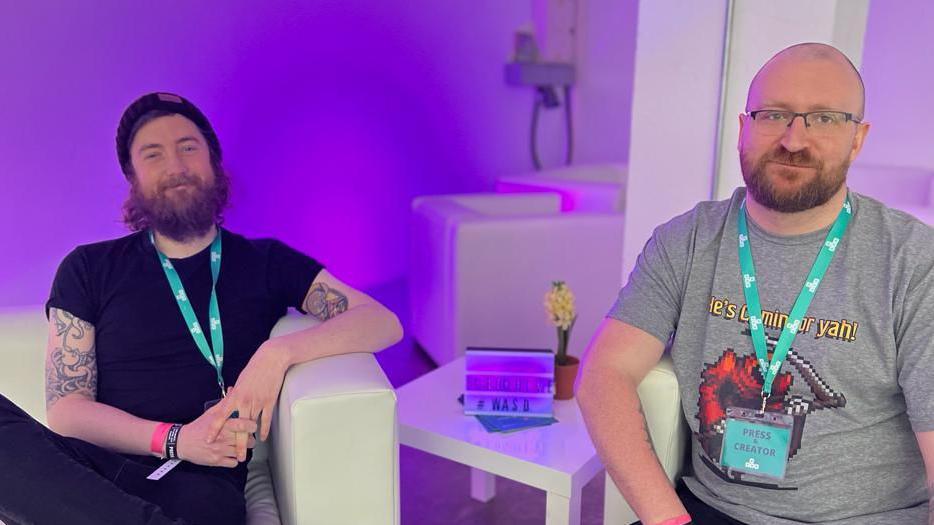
[545,281,578,400]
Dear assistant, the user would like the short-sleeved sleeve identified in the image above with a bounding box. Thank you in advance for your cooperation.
[45,247,98,324]
[607,219,691,345]
[266,240,325,313]
[895,238,934,432]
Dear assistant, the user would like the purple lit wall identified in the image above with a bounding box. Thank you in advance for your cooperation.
[858,0,934,171]
[0,1,637,308]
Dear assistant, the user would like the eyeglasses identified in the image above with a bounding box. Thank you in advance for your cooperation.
[747,110,861,137]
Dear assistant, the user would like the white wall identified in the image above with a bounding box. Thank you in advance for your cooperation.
[857,0,934,171]
[622,1,730,277]
[573,0,639,167]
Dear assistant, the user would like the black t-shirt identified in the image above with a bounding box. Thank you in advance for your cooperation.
[45,227,323,489]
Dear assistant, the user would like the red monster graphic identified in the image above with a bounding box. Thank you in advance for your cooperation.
[695,336,847,490]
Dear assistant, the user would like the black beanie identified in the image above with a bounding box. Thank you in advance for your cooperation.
[116,92,222,178]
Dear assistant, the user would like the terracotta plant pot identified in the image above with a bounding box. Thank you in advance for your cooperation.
[554,355,580,400]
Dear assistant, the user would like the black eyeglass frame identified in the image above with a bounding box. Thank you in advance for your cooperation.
[747,110,863,129]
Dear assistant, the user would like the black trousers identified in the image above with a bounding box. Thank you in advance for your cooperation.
[0,394,245,525]
[632,480,748,525]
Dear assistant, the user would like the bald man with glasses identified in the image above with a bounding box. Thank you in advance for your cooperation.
[579,43,934,524]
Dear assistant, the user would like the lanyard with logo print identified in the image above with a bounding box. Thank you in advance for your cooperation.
[720,196,852,480]
[737,196,851,402]
[150,230,225,397]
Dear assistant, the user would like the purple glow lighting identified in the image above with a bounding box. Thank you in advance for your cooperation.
[0,2,536,306]
[1,2,637,308]
[464,348,555,374]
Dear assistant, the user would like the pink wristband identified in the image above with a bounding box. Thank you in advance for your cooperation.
[150,422,173,456]
[655,515,692,525]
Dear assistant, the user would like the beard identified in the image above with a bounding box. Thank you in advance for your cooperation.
[123,169,229,242]
[740,146,848,213]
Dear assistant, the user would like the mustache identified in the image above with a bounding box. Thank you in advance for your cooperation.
[763,147,820,169]
[158,174,203,192]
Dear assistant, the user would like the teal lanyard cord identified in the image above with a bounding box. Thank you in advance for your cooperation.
[737,197,851,405]
[150,230,225,396]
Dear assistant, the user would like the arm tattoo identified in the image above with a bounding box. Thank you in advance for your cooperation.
[45,308,97,409]
[636,400,671,479]
[303,282,349,321]
[637,401,655,448]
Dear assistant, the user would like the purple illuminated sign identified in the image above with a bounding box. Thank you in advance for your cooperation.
[464,347,554,418]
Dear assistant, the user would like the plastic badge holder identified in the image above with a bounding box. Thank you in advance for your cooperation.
[720,406,793,480]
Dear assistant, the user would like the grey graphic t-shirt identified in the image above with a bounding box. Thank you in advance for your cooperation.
[609,187,934,524]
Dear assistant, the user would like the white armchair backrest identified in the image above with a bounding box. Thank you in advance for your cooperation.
[414,192,561,218]
[410,192,625,365]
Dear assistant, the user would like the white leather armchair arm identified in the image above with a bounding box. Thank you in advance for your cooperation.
[247,313,399,525]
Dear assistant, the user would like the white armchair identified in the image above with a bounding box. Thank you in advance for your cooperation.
[0,307,399,525]
[602,354,689,524]
[495,163,628,213]
[409,192,625,366]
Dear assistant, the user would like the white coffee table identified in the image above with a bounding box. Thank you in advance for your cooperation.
[397,357,603,525]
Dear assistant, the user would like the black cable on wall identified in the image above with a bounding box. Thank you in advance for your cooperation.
[530,85,574,171]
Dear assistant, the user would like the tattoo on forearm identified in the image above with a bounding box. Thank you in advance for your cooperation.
[304,283,349,321]
[636,399,674,485]
[45,308,97,408]
[637,401,655,448]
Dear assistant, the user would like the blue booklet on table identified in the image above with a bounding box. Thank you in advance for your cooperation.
[459,394,558,433]
[476,414,558,433]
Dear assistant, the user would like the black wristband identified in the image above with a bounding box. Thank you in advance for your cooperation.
[164,423,183,460]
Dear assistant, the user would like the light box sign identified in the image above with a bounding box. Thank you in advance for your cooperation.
[464,347,554,418]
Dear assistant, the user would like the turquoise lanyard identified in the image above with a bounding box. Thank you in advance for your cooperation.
[737,197,851,407]
[150,230,225,396]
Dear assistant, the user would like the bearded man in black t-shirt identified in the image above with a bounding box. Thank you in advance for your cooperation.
[0,92,403,525]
